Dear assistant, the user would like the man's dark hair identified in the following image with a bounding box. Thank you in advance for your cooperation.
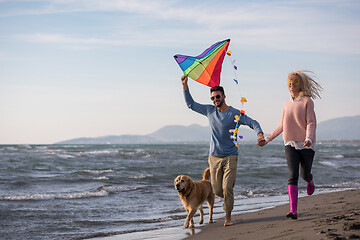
[210,86,225,95]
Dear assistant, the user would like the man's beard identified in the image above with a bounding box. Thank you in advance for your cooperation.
[215,100,223,108]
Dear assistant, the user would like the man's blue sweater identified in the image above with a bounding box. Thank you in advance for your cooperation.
[184,89,263,157]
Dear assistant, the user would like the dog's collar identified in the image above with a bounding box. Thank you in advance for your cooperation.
[185,187,193,199]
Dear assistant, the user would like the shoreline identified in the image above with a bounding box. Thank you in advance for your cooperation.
[185,189,360,240]
[93,189,360,240]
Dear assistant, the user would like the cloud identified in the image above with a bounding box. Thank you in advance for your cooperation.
[3,0,360,54]
[17,33,127,45]
[0,0,173,17]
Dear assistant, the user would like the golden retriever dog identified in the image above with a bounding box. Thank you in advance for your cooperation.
[174,168,214,228]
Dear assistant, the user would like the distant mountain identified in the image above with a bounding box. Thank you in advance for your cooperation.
[147,124,210,142]
[55,124,259,144]
[316,115,360,141]
[55,115,360,144]
[56,135,159,144]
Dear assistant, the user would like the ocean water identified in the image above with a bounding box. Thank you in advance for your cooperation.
[0,143,359,240]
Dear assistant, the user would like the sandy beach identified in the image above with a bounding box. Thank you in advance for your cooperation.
[186,189,360,240]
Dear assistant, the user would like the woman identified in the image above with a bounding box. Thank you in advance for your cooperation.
[265,70,322,219]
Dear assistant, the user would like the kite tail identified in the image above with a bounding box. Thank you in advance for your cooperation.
[227,51,247,114]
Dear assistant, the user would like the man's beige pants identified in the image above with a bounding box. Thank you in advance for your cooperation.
[208,155,238,211]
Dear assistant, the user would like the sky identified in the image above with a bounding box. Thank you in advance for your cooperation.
[0,0,359,144]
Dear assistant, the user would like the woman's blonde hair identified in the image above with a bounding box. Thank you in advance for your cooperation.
[289,70,323,99]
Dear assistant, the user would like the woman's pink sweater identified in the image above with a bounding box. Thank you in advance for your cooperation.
[267,96,316,143]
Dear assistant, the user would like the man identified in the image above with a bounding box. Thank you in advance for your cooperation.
[181,75,266,226]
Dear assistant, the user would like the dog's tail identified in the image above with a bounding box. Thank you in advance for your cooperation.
[202,168,211,181]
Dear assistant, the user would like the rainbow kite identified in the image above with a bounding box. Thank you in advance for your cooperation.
[174,39,230,87]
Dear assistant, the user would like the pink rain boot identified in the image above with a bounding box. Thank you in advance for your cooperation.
[286,185,298,219]
[307,180,315,195]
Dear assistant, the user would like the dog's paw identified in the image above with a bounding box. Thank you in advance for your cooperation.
[184,222,189,228]
[208,219,213,224]
[199,219,203,225]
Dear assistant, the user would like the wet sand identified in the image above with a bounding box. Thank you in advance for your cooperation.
[186,189,360,240]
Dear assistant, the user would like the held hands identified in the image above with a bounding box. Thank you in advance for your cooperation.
[257,133,267,147]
